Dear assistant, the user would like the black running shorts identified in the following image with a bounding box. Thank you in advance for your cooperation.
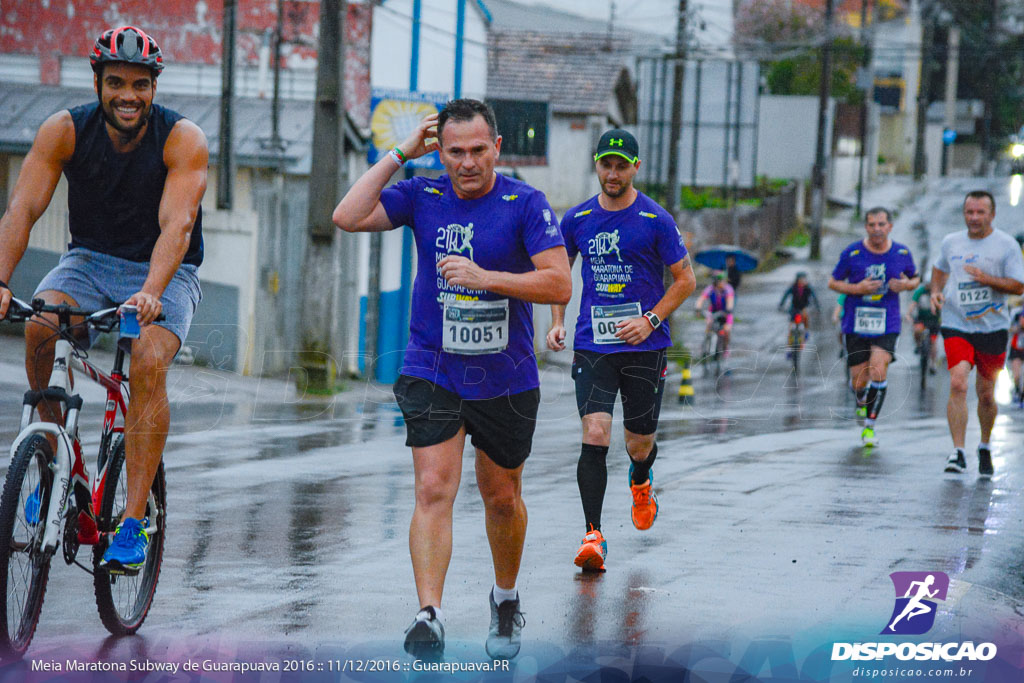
[845,333,899,368]
[392,374,539,470]
[572,348,668,436]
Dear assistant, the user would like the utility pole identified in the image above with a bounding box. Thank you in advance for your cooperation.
[270,0,284,150]
[981,0,998,174]
[217,0,237,209]
[941,26,959,176]
[663,0,687,218]
[810,0,834,261]
[855,0,873,219]
[913,2,935,181]
[300,0,347,392]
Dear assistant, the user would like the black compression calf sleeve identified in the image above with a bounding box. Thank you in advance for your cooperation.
[629,442,658,486]
[868,381,888,420]
[577,444,609,532]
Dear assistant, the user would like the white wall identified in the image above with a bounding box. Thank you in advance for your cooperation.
[756,95,833,181]
[371,0,487,97]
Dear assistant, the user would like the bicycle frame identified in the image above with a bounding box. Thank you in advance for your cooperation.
[8,338,129,555]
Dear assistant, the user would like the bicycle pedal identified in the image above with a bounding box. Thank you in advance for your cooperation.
[103,562,141,577]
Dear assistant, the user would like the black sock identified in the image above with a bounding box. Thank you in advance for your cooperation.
[629,442,658,486]
[856,387,868,406]
[867,381,888,420]
[577,444,609,532]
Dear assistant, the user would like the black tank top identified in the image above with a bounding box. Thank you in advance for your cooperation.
[65,102,203,267]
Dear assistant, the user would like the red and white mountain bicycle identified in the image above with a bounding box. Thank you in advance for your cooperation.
[0,297,166,658]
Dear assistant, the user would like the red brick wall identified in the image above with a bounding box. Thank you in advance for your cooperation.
[0,0,371,124]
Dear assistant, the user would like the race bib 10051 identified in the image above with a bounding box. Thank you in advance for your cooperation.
[443,299,510,355]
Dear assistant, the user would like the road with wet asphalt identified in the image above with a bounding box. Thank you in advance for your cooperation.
[0,176,1022,677]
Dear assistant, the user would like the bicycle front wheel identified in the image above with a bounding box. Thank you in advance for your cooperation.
[0,434,55,659]
[93,436,166,635]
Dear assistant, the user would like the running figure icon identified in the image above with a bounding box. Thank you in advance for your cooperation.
[887,575,939,632]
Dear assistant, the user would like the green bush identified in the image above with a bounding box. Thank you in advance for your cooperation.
[680,186,728,210]
[781,225,810,247]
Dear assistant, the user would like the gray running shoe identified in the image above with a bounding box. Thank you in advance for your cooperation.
[403,606,444,661]
[485,590,525,660]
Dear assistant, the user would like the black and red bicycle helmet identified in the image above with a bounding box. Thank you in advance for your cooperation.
[90,26,164,76]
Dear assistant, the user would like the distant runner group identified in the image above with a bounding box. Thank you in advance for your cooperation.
[828,192,1024,471]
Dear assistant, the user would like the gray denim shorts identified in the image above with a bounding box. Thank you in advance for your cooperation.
[34,248,202,348]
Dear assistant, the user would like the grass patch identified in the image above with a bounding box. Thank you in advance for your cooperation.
[781,225,810,248]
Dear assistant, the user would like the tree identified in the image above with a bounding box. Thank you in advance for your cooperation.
[735,0,866,104]
[734,0,821,48]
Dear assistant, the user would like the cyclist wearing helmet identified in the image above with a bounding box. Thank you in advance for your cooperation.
[778,271,820,343]
[0,26,207,574]
[694,271,735,350]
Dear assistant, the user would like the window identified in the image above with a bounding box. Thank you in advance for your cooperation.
[488,99,548,165]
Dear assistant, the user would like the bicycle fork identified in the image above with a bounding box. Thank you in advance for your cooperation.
[10,339,85,555]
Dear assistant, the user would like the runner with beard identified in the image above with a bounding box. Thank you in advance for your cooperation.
[546,129,695,571]
[0,26,207,572]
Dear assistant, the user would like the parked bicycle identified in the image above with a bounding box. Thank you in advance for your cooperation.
[0,297,166,658]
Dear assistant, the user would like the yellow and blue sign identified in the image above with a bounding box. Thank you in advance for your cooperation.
[369,89,449,170]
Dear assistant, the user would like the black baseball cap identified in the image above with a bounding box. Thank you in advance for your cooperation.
[594,129,639,163]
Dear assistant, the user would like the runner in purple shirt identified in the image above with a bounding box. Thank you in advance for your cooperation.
[332,99,571,661]
[828,206,919,447]
[545,129,695,573]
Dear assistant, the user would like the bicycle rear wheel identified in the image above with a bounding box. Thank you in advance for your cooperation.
[0,434,54,659]
[93,436,166,635]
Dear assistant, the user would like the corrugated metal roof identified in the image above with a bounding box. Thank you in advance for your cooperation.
[0,83,366,175]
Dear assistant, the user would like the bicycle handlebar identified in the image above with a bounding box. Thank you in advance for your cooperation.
[3,297,165,331]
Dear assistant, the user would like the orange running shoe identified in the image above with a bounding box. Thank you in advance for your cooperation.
[573,526,607,571]
[629,464,659,530]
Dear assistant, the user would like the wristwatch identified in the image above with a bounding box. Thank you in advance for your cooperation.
[643,311,661,329]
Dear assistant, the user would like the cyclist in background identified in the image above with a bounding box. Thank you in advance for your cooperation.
[0,27,207,574]
[694,271,734,352]
[778,271,820,346]
[906,280,941,374]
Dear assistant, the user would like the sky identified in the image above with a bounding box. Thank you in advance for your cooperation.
[512,0,736,47]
